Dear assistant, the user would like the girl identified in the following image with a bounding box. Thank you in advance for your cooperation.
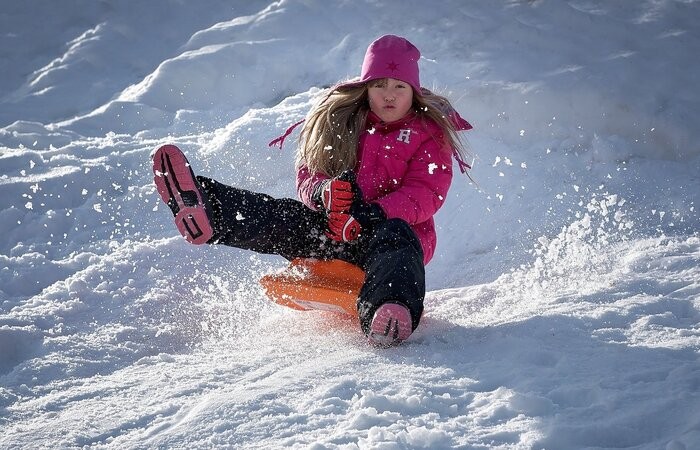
[152,35,472,347]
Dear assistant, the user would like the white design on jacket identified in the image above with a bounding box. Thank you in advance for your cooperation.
[397,129,411,144]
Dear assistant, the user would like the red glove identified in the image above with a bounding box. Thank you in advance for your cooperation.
[320,178,354,213]
[326,212,362,242]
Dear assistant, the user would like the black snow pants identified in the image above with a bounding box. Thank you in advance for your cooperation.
[198,176,426,333]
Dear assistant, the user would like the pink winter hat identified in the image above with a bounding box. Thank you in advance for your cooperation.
[339,35,422,93]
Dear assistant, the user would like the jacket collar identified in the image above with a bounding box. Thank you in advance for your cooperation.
[366,111,417,133]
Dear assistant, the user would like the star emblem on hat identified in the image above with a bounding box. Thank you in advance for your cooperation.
[386,61,399,72]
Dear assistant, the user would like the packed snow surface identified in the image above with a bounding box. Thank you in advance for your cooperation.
[1,1,699,449]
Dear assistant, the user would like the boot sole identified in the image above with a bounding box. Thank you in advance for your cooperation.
[368,303,413,347]
[153,144,213,245]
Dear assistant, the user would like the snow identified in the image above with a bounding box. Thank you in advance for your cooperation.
[1,0,699,448]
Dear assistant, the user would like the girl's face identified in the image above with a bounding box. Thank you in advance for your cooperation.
[367,78,414,123]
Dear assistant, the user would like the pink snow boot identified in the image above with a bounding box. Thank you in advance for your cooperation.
[152,144,213,245]
[368,302,413,347]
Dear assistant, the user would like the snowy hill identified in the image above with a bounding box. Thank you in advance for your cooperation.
[1,1,699,448]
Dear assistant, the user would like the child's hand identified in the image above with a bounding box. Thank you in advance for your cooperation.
[349,201,386,229]
[320,178,354,213]
[321,170,386,241]
[326,211,362,242]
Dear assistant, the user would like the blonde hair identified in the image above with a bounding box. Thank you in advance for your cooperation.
[296,80,471,177]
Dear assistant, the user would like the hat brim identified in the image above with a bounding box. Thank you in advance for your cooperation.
[331,77,423,95]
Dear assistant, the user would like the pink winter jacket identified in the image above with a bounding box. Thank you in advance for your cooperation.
[296,111,454,265]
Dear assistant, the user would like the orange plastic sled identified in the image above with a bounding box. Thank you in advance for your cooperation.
[260,258,365,317]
